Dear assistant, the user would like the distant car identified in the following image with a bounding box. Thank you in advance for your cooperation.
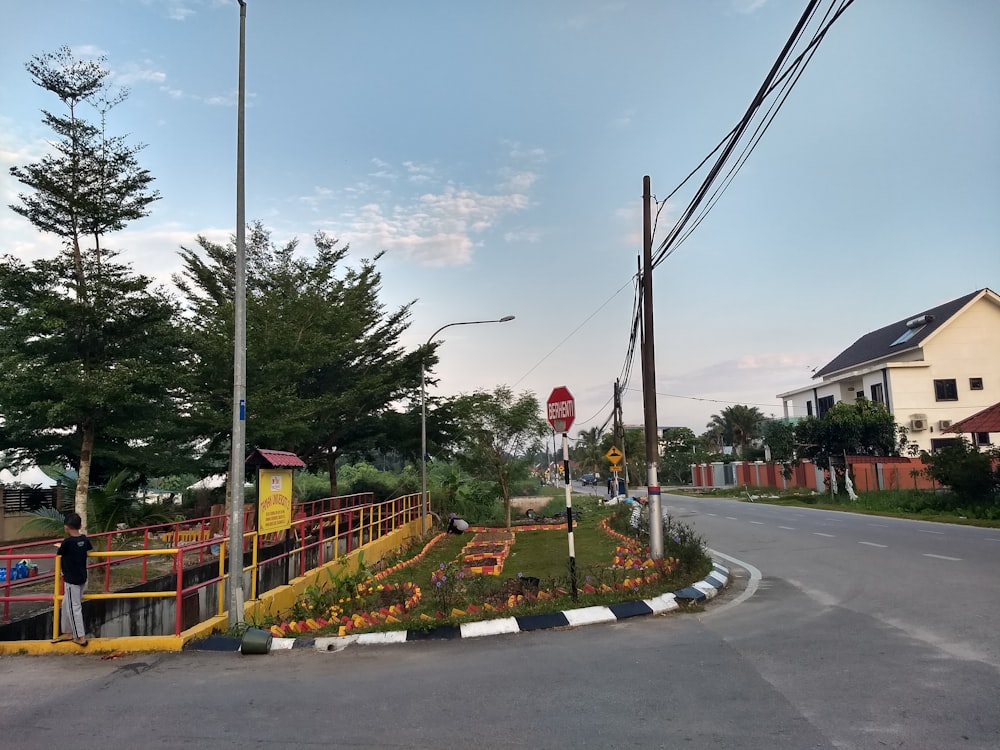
[580,473,599,486]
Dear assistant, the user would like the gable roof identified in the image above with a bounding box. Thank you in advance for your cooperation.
[813,289,988,379]
[945,401,1000,435]
[246,448,306,468]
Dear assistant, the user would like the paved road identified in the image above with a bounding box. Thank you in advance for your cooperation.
[1,495,997,749]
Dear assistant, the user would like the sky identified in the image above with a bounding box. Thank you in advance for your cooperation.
[2,0,999,444]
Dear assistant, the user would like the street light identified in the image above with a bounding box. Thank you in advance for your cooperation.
[420,315,515,533]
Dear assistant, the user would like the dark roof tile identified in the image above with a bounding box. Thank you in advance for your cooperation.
[813,289,985,379]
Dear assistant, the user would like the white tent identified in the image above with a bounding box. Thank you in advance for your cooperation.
[0,468,17,485]
[3,465,57,488]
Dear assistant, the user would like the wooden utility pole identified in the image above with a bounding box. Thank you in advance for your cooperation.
[641,176,663,558]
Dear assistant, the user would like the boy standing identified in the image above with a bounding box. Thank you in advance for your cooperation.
[52,512,92,646]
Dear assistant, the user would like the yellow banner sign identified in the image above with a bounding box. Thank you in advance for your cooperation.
[258,469,293,535]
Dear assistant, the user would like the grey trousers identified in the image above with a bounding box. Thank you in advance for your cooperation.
[61,581,87,639]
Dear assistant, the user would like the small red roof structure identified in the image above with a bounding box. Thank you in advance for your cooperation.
[945,402,1000,435]
[245,448,307,469]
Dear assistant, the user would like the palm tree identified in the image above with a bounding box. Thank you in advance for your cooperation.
[573,426,605,476]
[704,405,765,456]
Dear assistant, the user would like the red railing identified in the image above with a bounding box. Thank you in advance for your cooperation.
[1,492,421,636]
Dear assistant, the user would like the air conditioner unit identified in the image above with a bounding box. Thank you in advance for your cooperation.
[939,419,952,430]
[910,415,927,431]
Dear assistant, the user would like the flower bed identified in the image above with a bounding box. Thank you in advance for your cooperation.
[263,512,704,637]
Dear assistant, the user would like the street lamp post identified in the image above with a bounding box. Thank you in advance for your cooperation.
[420,315,515,534]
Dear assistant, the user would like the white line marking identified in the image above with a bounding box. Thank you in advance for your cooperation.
[725,516,738,520]
[700,548,762,620]
[987,538,1000,542]
[917,530,944,535]
[814,532,835,538]
[750,521,765,525]
[778,526,795,530]
[858,541,888,548]
[706,513,717,517]
[868,523,888,528]
[923,553,961,561]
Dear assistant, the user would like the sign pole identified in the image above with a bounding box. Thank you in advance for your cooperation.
[562,430,577,601]
[546,385,577,602]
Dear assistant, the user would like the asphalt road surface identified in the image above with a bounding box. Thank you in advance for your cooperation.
[0,493,996,749]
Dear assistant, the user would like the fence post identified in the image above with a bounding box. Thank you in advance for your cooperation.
[174,550,184,636]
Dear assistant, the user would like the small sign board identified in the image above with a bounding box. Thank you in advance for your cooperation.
[257,468,293,535]
[605,446,623,465]
[546,386,576,433]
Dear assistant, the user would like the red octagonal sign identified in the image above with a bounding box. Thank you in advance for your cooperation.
[546,386,575,433]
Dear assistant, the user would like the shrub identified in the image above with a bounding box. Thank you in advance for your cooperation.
[921,440,999,505]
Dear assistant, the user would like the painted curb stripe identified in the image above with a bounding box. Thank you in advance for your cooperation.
[562,606,617,626]
[406,625,462,641]
[515,612,570,631]
[460,618,521,638]
[608,600,655,619]
[357,631,408,646]
[644,594,679,614]
[673,586,707,602]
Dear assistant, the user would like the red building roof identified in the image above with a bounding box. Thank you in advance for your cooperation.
[945,402,1000,435]
[245,448,307,468]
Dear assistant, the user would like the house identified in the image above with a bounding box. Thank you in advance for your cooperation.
[777,288,1000,452]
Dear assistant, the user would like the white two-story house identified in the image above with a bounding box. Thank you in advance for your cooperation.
[777,288,1000,452]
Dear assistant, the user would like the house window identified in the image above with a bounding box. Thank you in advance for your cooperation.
[870,383,884,405]
[974,432,992,446]
[934,379,958,401]
[817,395,835,418]
[806,400,813,416]
[969,377,983,390]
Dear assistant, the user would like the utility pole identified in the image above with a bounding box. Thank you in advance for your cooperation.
[641,176,663,558]
[227,0,248,628]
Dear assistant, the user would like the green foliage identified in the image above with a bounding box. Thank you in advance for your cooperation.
[762,420,797,462]
[659,427,713,485]
[921,439,999,505]
[451,386,548,528]
[703,405,766,455]
[795,400,905,470]
[174,223,425,492]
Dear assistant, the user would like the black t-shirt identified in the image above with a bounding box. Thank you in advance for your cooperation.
[58,534,93,585]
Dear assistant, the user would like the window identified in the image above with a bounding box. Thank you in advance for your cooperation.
[890,325,925,346]
[974,432,992,446]
[934,379,958,401]
[969,377,983,390]
[806,400,813,416]
[817,395,835,418]
[870,383,884,405]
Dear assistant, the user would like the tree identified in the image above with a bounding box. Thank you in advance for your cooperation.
[921,438,999,506]
[3,47,162,531]
[762,419,797,463]
[572,426,605,476]
[704,405,765,456]
[450,386,548,529]
[659,427,710,485]
[795,400,906,471]
[174,224,426,494]
[0,256,189,529]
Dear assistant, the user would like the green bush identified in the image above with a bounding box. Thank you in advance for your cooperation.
[921,440,999,505]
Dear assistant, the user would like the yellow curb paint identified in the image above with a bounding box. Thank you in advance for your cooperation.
[0,635,183,656]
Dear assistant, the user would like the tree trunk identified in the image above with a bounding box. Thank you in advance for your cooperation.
[75,420,94,533]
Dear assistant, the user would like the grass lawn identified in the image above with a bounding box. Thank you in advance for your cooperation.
[262,500,714,638]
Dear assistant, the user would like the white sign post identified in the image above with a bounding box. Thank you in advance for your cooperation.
[546,386,577,601]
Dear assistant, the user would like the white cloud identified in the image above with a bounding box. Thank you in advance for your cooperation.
[504,229,541,244]
[334,187,530,266]
[732,0,768,14]
[498,169,538,192]
[114,61,168,86]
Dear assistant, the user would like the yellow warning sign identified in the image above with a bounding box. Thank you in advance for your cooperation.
[605,446,623,464]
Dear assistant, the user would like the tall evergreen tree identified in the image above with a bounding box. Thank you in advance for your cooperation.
[3,47,165,530]
[174,223,426,494]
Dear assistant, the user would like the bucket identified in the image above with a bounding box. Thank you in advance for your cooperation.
[240,627,272,655]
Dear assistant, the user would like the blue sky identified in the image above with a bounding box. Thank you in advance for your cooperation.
[2,0,998,440]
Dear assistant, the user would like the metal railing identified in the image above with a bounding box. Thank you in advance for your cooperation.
[1,492,421,637]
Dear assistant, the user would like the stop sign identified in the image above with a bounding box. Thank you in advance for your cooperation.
[546,386,575,433]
